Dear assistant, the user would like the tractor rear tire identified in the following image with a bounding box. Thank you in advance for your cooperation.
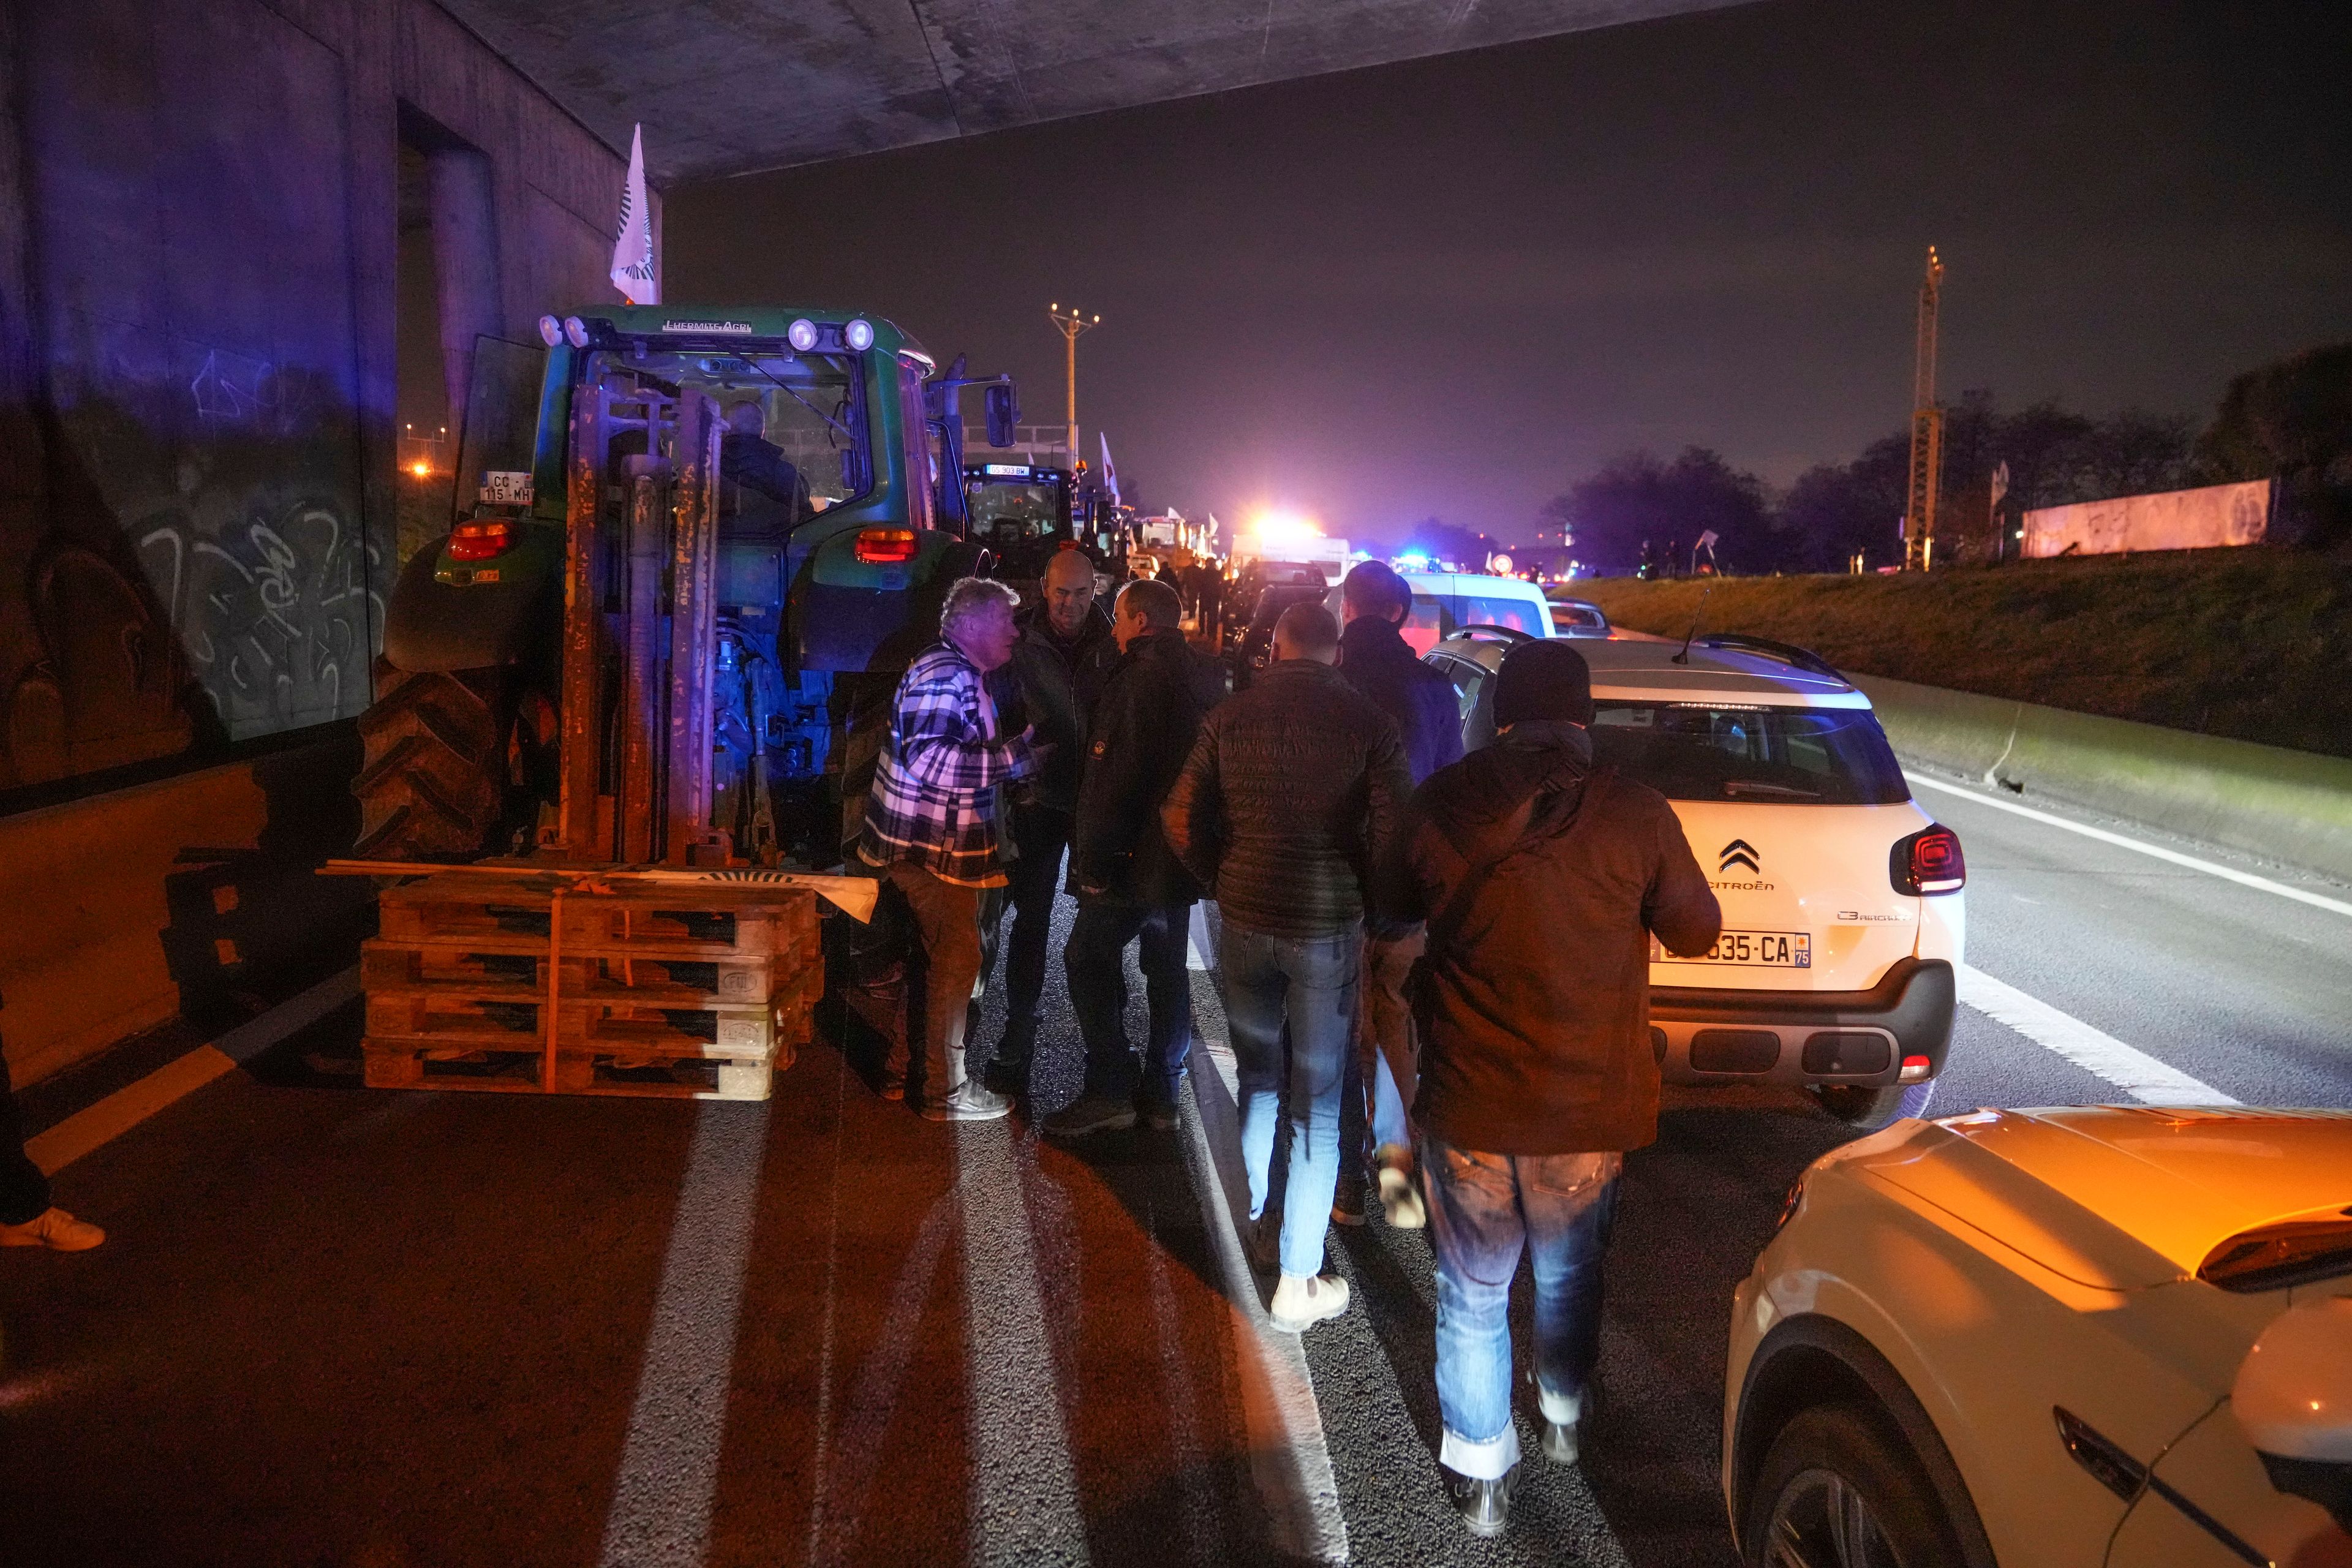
[351,663,509,859]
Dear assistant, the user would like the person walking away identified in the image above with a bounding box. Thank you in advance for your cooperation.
[1043,579,1224,1137]
[988,548,1116,1093]
[1385,641,1719,1535]
[858,578,1045,1120]
[1163,603,1411,1331]
[1331,561,1462,1231]
[0,1018,102,1251]
[1181,554,1225,644]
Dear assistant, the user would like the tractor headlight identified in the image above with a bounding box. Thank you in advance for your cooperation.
[562,315,590,350]
[787,318,820,353]
[844,318,875,351]
[537,315,563,347]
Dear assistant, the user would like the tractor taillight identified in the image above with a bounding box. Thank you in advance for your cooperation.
[1892,823,1966,895]
[448,520,515,562]
[854,528,918,564]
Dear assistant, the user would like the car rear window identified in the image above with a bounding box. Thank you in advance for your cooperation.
[1589,702,1910,804]
[1452,595,1548,635]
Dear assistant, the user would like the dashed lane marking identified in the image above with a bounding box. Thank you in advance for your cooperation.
[26,966,361,1176]
[595,1101,769,1568]
[1956,963,2237,1107]
[954,1118,1093,1563]
[1911,772,2352,919]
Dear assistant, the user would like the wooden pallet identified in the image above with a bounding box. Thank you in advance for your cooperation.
[359,875,824,1099]
[360,1039,778,1101]
[361,940,810,1008]
[376,884,816,962]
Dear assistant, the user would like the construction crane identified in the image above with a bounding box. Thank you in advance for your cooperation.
[1903,247,1945,570]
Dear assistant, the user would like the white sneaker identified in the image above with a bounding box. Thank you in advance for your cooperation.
[0,1207,105,1251]
[919,1079,1014,1122]
[1268,1272,1350,1332]
[1376,1160,1427,1230]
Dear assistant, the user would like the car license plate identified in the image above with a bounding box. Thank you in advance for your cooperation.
[1652,930,1810,968]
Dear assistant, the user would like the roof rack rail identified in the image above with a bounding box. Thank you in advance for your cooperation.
[1692,633,1845,680]
[1455,624,1536,643]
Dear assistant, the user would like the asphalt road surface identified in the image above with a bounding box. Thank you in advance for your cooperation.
[1,757,2345,1566]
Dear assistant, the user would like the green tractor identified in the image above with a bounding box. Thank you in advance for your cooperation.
[355,306,1019,869]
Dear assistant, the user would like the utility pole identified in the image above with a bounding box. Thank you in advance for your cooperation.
[1047,303,1099,467]
[1903,247,1945,571]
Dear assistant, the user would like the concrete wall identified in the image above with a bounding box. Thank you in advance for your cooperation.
[0,0,656,1083]
[0,731,374,1085]
[2022,479,2271,558]
[0,0,655,797]
[1855,672,2352,886]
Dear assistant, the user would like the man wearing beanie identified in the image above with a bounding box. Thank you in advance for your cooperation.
[1384,639,1720,1537]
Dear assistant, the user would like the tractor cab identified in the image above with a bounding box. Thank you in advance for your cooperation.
[962,461,1074,584]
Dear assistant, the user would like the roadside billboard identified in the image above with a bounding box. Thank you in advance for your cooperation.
[2022,479,2270,557]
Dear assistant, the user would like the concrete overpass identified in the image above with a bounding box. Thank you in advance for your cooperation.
[0,0,1740,1094]
[443,0,1752,180]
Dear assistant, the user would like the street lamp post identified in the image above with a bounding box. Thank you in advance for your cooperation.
[1047,303,1099,466]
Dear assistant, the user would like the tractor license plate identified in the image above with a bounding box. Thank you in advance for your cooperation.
[1652,930,1811,968]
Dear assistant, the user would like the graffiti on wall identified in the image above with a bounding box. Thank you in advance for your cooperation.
[137,505,382,741]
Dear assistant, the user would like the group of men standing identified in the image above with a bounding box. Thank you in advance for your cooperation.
[853,551,1721,1537]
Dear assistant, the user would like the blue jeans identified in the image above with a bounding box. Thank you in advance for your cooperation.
[1064,899,1194,1100]
[1219,921,1361,1279]
[1423,1139,1623,1480]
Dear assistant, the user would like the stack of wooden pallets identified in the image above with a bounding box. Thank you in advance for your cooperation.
[359,873,823,1101]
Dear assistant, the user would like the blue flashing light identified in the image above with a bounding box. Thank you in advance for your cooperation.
[1395,551,1431,570]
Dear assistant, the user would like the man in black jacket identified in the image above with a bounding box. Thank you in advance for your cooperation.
[1332,561,1464,1231]
[1385,641,1719,1536]
[1042,579,1224,1137]
[1164,603,1412,1333]
[987,548,1117,1091]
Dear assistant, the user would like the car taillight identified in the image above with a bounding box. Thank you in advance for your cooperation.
[1891,823,1966,895]
[854,527,918,564]
[448,519,514,562]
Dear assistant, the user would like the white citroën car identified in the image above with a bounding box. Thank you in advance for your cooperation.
[1726,1106,2352,1567]
[1425,628,1966,1128]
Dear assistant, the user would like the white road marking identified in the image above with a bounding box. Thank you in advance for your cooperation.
[26,966,361,1175]
[1911,772,2352,919]
[597,1102,770,1568]
[1179,992,1350,1563]
[1956,964,2237,1106]
[954,1120,1092,1562]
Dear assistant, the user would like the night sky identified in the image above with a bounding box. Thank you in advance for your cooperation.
[668,0,2351,549]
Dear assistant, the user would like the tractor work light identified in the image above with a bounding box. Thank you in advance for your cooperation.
[537,314,563,347]
[1891,823,1966,895]
[844,318,875,351]
[562,315,590,350]
[448,519,516,562]
[853,527,918,564]
[787,318,820,353]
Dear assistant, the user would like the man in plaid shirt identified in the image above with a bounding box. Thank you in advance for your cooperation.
[859,576,1041,1120]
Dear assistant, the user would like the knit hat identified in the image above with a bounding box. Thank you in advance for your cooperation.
[1493,640,1594,728]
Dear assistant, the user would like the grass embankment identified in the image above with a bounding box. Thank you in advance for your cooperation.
[1574,551,2352,759]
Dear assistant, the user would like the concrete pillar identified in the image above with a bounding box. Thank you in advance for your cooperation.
[426,144,501,453]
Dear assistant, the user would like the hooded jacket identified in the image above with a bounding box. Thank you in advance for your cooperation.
[1385,720,1721,1154]
[1338,614,1463,786]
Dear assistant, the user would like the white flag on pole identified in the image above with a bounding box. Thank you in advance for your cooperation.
[1099,431,1120,505]
[610,124,657,305]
